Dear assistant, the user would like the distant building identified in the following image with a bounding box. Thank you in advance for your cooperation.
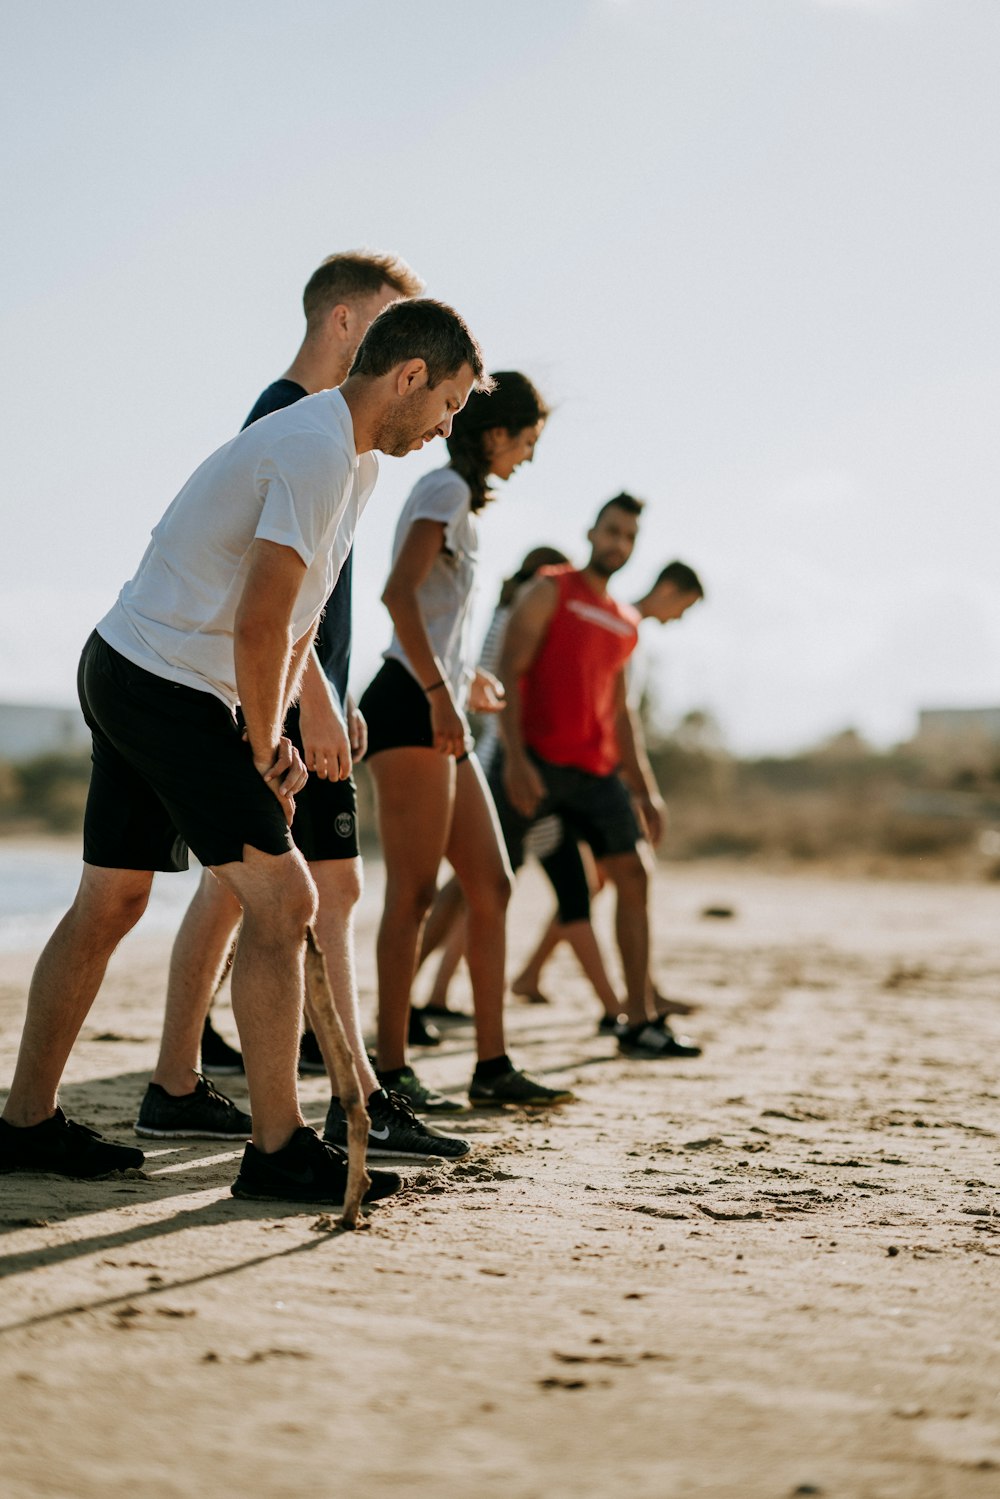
[0,703,90,761]
[913,707,1000,761]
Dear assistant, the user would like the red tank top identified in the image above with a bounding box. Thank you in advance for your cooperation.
[521,566,640,776]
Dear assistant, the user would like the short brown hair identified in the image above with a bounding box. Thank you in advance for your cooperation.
[302,249,424,328]
[349,298,492,391]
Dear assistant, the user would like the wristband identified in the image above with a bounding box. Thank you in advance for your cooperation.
[423,679,446,695]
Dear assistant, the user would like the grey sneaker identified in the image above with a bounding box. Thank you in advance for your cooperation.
[135,1076,252,1139]
[324,1088,470,1160]
[469,1066,575,1107]
[377,1064,465,1115]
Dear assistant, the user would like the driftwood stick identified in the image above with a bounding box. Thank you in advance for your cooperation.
[303,924,370,1228]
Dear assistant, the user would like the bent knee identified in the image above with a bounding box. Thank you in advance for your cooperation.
[315,858,363,914]
[240,855,317,938]
[384,877,439,926]
[463,866,513,917]
[610,853,648,896]
[73,876,151,939]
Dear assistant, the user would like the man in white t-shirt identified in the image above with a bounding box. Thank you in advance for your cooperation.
[0,298,489,1205]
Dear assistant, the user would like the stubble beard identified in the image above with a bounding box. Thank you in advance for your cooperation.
[375,397,430,458]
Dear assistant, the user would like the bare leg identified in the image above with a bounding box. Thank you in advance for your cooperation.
[512,913,623,1016]
[561,920,624,1017]
[446,756,513,1063]
[302,857,377,1096]
[370,748,454,1073]
[152,867,242,1095]
[600,850,650,1027]
[415,876,465,972]
[3,866,153,1126]
[211,846,317,1153]
[511,913,560,1002]
[424,912,467,1009]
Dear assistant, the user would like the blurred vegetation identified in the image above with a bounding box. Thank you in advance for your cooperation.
[5,714,1000,880]
[645,710,1000,879]
[0,752,92,834]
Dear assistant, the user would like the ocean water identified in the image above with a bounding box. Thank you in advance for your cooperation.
[0,840,201,953]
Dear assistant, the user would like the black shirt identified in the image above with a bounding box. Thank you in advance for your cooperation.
[241,379,354,708]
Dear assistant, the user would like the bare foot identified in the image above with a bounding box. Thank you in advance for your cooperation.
[511,979,551,1006]
[652,990,698,1018]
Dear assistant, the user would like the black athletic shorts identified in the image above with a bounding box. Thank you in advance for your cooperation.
[359,658,433,758]
[78,631,293,871]
[283,702,360,862]
[488,748,642,913]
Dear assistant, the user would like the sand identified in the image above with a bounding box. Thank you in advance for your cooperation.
[1,861,998,1499]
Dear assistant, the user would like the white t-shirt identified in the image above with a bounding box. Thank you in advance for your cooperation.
[383,467,478,699]
[97,389,377,709]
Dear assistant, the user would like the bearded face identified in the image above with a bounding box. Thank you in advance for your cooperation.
[375,386,447,457]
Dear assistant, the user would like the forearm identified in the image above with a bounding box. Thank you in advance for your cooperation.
[296,646,344,724]
[496,649,528,761]
[385,588,450,693]
[235,620,295,767]
[617,707,658,800]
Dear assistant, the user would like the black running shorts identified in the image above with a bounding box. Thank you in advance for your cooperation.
[79,631,294,871]
[283,702,360,862]
[358,658,433,758]
[488,748,642,905]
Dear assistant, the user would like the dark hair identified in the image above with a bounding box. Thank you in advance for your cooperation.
[654,560,704,598]
[303,250,424,329]
[348,298,490,392]
[593,490,645,525]
[446,370,549,513]
[498,545,568,607]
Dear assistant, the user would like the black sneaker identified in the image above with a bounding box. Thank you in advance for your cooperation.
[597,1014,625,1036]
[408,1008,442,1047]
[325,1088,470,1160]
[298,1028,327,1076]
[378,1064,465,1115]
[469,1066,575,1107]
[201,1015,244,1075]
[0,1108,145,1179]
[421,1001,473,1025]
[618,1021,703,1059]
[231,1126,400,1204]
[135,1077,252,1139]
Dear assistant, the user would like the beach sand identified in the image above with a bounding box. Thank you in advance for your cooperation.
[1,861,998,1498]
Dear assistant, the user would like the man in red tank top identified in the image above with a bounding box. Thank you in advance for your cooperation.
[491,493,685,1056]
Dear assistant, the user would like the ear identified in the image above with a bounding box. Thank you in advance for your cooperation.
[394,358,428,395]
[325,302,351,341]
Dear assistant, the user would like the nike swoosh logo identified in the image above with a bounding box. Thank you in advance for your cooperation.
[369,1126,391,1141]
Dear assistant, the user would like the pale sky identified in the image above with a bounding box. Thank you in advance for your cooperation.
[2,0,997,753]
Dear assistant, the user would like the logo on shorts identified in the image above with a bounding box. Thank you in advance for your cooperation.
[335,812,356,839]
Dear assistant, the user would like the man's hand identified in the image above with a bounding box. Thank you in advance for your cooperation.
[636,789,667,847]
[256,737,308,823]
[469,668,505,714]
[503,752,546,818]
[429,687,470,758]
[299,691,352,781]
[346,696,368,761]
